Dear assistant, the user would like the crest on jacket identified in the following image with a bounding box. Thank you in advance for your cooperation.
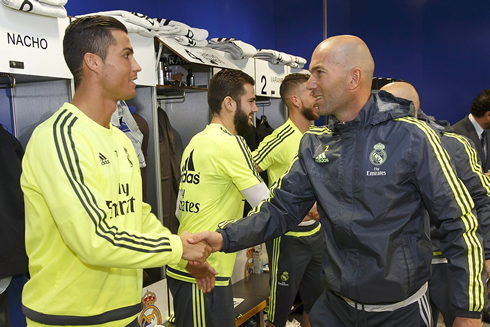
[369,143,387,166]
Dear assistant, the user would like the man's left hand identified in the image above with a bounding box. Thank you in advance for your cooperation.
[186,262,218,293]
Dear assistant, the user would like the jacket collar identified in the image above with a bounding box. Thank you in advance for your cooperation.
[417,109,453,134]
[328,90,415,132]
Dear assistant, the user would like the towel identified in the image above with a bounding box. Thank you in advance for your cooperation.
[0,0,67,18]
[37,0,66,6]
[254,50,306,68]
[78,10,157,30]
[154,18,208,41]
[111,101,146,168]
[120,20,155,38]
[207,38,257,59]
[172,35,208,47]
[294,56,307,66]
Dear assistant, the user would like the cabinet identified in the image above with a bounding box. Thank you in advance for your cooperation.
[0,5,71,79]
[154,37,242,147]
[0,6,72,143]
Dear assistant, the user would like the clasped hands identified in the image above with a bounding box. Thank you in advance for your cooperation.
[179,231,224,293]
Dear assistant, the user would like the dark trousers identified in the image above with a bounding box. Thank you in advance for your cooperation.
[309,290,431,327]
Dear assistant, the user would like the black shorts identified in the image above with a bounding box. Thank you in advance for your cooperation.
[266,221,325,326]
[167,276,235,327]
[428,263,453,327]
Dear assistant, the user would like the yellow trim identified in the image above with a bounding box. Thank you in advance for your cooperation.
[285,223,322,237]
[445,132,490,196]
[192,283,207,327]
[268,236,281,321]
[397,117,484,311]
[306,126,332,136]
[166,269,230,287]
[433,251,442,256]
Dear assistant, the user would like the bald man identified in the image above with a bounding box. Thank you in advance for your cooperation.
[381,82,490,326]
[380,81,420,114]
[190,35,484,327]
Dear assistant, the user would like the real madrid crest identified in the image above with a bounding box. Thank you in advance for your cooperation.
[369,143,387,166]
[138,290,162,327]
[281,272,289,282]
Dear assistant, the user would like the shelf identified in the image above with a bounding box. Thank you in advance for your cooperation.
[155,37,239,70]
[156,85,208,95]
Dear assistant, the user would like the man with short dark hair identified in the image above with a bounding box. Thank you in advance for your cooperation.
[21,16,211,327]
[166,69,270,327]
[253,73,324,327]
[453,89,490,175]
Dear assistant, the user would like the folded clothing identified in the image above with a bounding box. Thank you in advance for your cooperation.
[37,0,66,6]
[78,11,209,45]
[0,0,67,18]
[171,35,208,47]
[254,49,306,68]
[119,20,155,38]
[207,38,257,59]
[154,18,208,41]
[78,10,157,30]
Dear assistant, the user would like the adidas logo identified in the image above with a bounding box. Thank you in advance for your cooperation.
[181,150,200,184]
[99,153,110,165]
[314,152,329,163]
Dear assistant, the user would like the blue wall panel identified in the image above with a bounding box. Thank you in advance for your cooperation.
[273,0,323,67]
[327,0,490,124]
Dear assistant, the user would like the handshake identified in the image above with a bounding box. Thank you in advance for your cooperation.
[178,231,225,293]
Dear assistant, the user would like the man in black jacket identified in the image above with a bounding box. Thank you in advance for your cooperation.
[453,89,490,175]
[0,124,28,326]
[189,35,484,327]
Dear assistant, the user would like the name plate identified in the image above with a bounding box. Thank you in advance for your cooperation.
[254,58,287,98]
[0,5,71,79]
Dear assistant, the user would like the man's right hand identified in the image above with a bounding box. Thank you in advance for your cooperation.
[179,231,212,264]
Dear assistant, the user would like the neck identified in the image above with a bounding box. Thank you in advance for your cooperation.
[289,109,312,134]
[71,84,117,128]
[473,115,488,130]
[334,91,371,123]
[211,114,237,134]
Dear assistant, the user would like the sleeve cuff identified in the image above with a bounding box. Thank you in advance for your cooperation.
[217,229,230,252]
[176,258,188,269]
[453,310,482,320]
[167,234,184,265]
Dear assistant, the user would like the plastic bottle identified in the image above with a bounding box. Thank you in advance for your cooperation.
[157,60,164,85]
[161,57,172,84]
[186,69,195,87]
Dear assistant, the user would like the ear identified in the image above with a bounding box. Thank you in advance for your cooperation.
[222,96,235,113]
[347,67,362,90]
[290,95,300,108]
[83,53,100,73]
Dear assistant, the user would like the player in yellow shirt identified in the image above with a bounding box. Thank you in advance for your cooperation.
[21,16,211,327]
[167,69,270,327]
[252,73,324,327]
